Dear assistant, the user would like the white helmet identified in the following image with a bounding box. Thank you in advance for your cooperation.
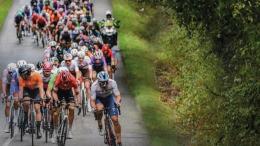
[7,63,17,72]
[63,53,73,60]
[71,42,78,49]
[94,50,103,59]
[17,60,27,68]
[77,51,85,58]
[80,46,88,52]
[49,41,57,47]
[71,49,78,57]
[106,10,112,16]
[58,67,68,72]
[27,63,36,71]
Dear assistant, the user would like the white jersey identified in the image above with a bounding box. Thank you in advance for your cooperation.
[91,79,120,99]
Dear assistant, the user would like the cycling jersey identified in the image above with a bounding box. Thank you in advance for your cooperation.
[47,72,58,90]
[74,56,92,77]
[19,71,43,90]
[31,13,39,24]
[54,72,78,90]
[91,79,120,99]
[2,69,19,96]
[37,16,47,28]
[91,56,107,73]
[102,47,113,65]
[43,47,57,61]
[91,79,120,116]
[60,60,79,76]
[40,72,52,91]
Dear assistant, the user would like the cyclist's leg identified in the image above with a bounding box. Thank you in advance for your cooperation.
[31,88,42,138]
[4,88,11,132]
[84,78,92,111]
[107,95,121,144]
[95,98,104,130]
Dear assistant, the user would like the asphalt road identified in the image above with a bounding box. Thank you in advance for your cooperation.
[0,0,150,146]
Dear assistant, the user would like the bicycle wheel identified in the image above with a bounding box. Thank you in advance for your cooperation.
[106,118,117,146]
[10,107,15,138]
[44,109,49,143]
[61,118,68,146]
[82,89,87,117]
[18,107,24,141]
[31,111,35,146]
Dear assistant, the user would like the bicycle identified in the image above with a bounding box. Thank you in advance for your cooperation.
[16,23,23,44]
[17,100,25,142]
[103,106,121,146]
[56,99,71,146]
[8,95,16,139]
[80,80,88,117]
[42,98,52,143]
[20,98,41,146]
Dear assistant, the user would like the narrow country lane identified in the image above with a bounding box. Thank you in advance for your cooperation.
[0,0,149,146]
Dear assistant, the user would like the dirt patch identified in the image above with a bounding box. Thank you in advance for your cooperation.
[155,59,180,106]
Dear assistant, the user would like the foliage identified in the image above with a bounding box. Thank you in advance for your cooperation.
[133,0,260,145]
[0,0,13,29]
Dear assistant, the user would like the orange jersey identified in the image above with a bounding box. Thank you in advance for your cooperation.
[19,71,43,90]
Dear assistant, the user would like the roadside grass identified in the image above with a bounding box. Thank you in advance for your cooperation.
[0,0,13,29]
[113,0,180,145]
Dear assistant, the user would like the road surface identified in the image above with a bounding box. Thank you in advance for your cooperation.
[0,0,150,146]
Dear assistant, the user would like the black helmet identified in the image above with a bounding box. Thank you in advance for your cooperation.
[19,65,31,77]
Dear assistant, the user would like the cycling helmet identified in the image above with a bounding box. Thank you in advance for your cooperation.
[60,70,71,82]
[43,62,53,72]
[94,50,103,59]
[7,63,17,72]
[106,10,112,17]
[71,49,78,57]
[51,57,59,63]
[49,41,57,47]
[77,51,85,58]
[97,71,109,88]
[63,53,73,60]
[58,67,68,73]
[80,46,88,52]
[17,60,27,68]
[82,18,87,23]
[18,65,31,77]
[28,63,36,71]
[71,42,78,49]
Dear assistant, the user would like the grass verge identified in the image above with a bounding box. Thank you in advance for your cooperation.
[0,0,13,30]
[113,0,182,145]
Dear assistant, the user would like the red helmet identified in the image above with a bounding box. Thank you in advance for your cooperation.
[60,70,71,82]
[102,44,110,51]
[43,62,53,72]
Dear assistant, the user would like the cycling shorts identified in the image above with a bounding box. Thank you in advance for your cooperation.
[23,87,41,103]
[57,88,74,103]
[96,95,119,117]
[15,15,23,25]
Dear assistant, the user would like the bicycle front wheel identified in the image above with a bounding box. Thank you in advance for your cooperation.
[10,107,15,138]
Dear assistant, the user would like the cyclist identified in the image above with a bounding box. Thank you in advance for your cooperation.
[61,53,81,80]
[1,63,19,132]
[36,13,48,32]
[18,65,44,139]
[102,44,117,78]
[75,51,93,112]
[91,50,107,80]
[90,71,122,145]
[52,70,80,139]
[14,10,25,37]
[43,41,58,62]
[40,62,53,92]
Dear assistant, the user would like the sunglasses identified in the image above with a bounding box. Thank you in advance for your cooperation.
[65,60,71,62]
[98,81,108,88]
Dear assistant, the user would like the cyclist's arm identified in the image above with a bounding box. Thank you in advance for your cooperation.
[102,56,108,72]
[10,72,19,96]
[90,83,97,108]
[112,80,121,105]
[18,77,25,99]
[52,77,60,101]
[46,73,57,98]
[36,73,44,99]
[1,70,7,96]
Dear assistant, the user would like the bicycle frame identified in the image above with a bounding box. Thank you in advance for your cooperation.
[8,95,15,138]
